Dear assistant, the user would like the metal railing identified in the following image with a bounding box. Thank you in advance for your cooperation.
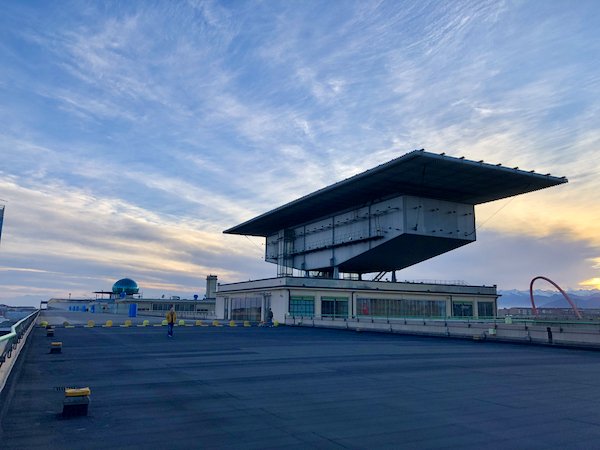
[0,310,40,368]
[141,310,216,320]
[285,314,600,333]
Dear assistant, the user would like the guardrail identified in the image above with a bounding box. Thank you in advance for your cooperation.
[0,310,40,393]
[286,314,600,326]
[136,311,216,320]
[285,314,600,348]
[0,310,40,368]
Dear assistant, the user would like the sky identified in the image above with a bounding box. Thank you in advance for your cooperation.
[1,0,599,306]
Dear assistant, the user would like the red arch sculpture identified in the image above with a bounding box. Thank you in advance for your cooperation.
[529,276,582,319]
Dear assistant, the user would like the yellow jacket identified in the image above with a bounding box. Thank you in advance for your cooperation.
[166,310,177,324]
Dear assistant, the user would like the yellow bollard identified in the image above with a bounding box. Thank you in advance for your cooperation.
[229,320,237,327]
[212,320,222,327]
[243,321,251,327]
[178,319,185,327]
[162,319,168,326]
[40,321,48,328]
[273,320,279,327]
[195,320,204,326]
[86,320,95,328]
[103,320,113,328]
[121,319,132,327]
[63,321,70,327]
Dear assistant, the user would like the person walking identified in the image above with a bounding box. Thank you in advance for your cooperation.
[166,305,176,337]
[267,308,274,327]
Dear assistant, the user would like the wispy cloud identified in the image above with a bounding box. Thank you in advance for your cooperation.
[1,0,599,304]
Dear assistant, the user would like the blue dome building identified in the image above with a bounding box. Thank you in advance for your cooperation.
[112,278,139,297]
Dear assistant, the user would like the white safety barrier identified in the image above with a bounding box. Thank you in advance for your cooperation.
[0,310,40,393]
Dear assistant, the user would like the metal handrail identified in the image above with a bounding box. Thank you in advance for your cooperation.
[142,310,216,319]
[0,310,40,366]
[284,314,600,328]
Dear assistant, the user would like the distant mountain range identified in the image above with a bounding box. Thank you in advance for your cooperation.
[498,289,600,309]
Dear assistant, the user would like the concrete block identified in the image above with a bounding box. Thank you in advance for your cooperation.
[62,387,91,417]
[49,342,62,353]
[62,395,90,417]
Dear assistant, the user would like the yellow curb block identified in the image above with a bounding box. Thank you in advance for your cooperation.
[65,387,91,397]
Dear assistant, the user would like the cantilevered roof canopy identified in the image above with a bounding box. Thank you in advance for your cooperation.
[225,149,567,237]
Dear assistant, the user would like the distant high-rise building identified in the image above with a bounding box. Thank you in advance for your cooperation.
[0,203,5,247]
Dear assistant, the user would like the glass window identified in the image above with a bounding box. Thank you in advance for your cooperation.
[453,302,473,317]
[357,298,371,316]
[290,296,314,317]
[357,298,446,318]
[321,297,348,318]
[371,298,388,317]
[477,302,495,318]
[231,297,262,321]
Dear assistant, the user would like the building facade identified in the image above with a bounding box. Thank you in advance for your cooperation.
[216,277,497,323]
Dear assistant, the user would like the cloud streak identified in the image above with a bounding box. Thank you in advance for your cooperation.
[1,0,599,304]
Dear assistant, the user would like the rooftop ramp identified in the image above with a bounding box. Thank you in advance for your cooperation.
[3,325,600,449]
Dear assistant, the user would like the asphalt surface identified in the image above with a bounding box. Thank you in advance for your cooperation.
[3,321,600,449]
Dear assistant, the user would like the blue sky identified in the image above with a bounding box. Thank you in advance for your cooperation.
[1,0,599,305]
